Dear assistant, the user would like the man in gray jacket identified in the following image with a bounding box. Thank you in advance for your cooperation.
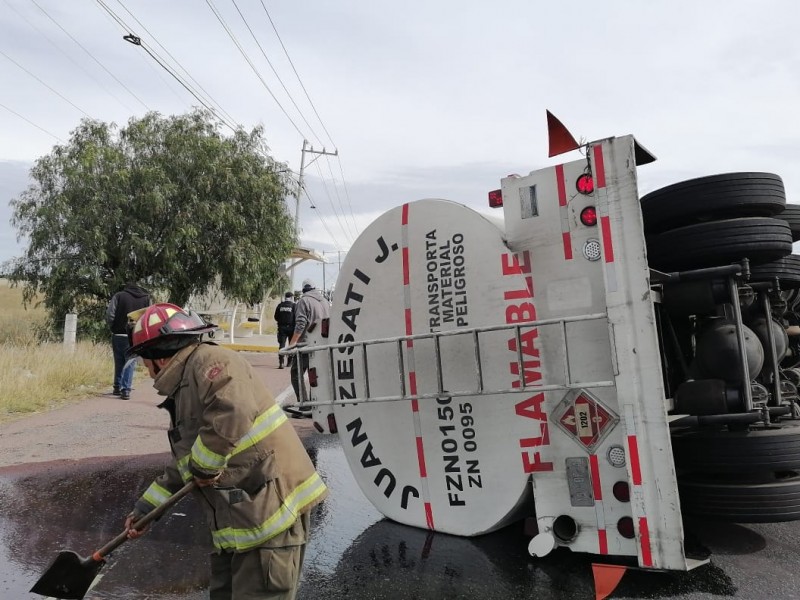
[289,279,330,406]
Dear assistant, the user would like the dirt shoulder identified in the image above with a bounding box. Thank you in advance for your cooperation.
[0,351,309,468]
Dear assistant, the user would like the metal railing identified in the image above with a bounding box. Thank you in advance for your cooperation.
[286,312,616,408]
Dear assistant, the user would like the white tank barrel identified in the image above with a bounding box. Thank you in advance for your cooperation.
[329,199,547,536]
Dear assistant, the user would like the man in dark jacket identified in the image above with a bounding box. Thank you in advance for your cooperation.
[106,282,150,399]
[273,292,295,369]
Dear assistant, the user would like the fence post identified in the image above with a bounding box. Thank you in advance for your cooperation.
[63,313,77,351]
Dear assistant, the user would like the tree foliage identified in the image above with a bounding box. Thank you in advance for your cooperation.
[6,110,296,337]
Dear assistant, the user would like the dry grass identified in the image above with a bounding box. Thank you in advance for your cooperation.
[0,279,118,422]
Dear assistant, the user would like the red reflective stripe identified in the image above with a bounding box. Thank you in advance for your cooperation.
[593,145,606,188]
[425,502,434,529]
[639,517,653,566]
[402,247,410,284]
[589,454,602,501]
[598,528,609,555]
[402,202,409,225]
[562,231,573,260]
[627,435,642,485]
[555,164,567,206]
[405,308,413,336]
[600,216,615,263]
[416,436,427,477]
[409,371,418,396]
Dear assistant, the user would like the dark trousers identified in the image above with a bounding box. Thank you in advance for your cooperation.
[111,334,134,391]
[277,327,293,366]
[209,544,306,600]
[290,353,310,403]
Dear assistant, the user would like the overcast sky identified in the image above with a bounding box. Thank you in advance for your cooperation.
[1,0,798,289]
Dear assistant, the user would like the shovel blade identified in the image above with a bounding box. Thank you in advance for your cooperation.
[30,550,105,599]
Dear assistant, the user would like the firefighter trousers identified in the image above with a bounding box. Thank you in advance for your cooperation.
[208,543,306,600]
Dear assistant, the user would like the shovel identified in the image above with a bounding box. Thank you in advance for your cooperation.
[30,480,196,599]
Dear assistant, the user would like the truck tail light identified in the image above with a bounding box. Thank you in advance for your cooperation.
[612,481,630,502]
[576,173,594,194]
[308,367,318,387]
[488,189,503,208]
[327,413,338,434]
[617,517,635,539]
[580,206,598,227]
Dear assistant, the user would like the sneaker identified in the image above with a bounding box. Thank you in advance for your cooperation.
[112,387,121,396]
[120,390,131,400]
[278,364,284,369]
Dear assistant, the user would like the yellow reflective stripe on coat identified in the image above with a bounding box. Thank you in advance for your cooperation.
[190,404,288,472]
[177,455,192,483]
[210,473,327,551]
[142,481,172,509]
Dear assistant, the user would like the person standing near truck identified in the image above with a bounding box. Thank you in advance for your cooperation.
[106,281,150,399]
[124,303,328,599]
[289,279,330,406]
[274,292,295,369]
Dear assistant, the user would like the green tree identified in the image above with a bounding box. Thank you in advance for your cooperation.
[6,110,296,338]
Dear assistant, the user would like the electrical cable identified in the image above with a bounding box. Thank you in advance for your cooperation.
[30,0,150,111]
[111,0,240,127]
[204,0,307,139]
[313,160,354,245]
[230,0,323,146]
[335,156,361,237]
[324,156,359,239]
[258,0,336,148]
[0,49,92,118]
[303,187,347,251]
[0,101,65,142]
[2,0,136,113]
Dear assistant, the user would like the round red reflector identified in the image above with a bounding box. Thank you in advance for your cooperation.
[612,481,630,503]
[576,173,594,194]
[617,516,635,539]
[580,206,598,227]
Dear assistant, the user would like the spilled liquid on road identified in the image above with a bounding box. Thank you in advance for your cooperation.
[0,433,779,600]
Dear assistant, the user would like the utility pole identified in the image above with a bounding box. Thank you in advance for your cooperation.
[290,140,338,289]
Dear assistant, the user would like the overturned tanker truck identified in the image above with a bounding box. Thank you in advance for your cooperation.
[294,119,800,575]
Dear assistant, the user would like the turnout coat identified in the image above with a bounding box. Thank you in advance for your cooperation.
[134,342,328,552]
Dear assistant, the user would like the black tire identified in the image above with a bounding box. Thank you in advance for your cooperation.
[679,472,800,522]
[672,421,800,473]
[646,217,792,272]
[748,255,800,289]
[776,204,800,242]
[641,172,786,234]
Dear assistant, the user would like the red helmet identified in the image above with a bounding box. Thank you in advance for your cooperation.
[127,303,217,358]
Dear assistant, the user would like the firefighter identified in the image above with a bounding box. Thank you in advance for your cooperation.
[274,291,295,369]
[123,303,327,600]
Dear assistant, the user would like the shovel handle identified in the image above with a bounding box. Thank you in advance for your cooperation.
[92,481,197,561]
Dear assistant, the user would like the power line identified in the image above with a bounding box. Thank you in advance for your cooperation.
[204,0,307,139]
[110,0,240,127]
[303,188,347,251]
[313,160,354,245]
[325,156,359,239]
[0,101,64,142]
[95,0,239,133]
[30,0,150,112]
[335,156,361,237]
[258,0,336,148]
[230,0,323,146]
[2,0,136,113]
[0,49,92,118]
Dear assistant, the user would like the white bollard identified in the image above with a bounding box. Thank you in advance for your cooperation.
[63,313,77,351]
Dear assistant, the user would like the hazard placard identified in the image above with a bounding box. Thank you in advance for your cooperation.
[553,389,618,452]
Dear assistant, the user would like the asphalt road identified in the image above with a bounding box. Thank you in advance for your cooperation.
[3,352,800,599]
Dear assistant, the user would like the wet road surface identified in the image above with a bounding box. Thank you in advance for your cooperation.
[3,431,800,599]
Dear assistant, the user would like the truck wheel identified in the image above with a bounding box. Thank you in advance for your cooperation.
[646,217,792,272]
[777,204,800,241]
[641,172,786,234]
[748,255,800,289]
[672,422,800,473]
[678,472,800,522]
